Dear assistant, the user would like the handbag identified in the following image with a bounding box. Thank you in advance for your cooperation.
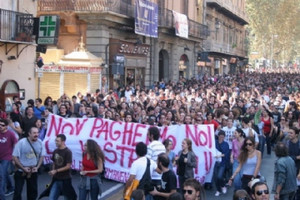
[124,179,139,200]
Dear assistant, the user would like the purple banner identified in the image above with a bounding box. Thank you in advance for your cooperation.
[135,0,158,38]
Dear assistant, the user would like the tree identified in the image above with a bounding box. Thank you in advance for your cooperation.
[246,0,300,66]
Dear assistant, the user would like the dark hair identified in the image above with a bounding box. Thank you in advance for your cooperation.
[130,189,144,200]
[274,142,288,157]
[0,118,9,126]
[233,189,251,200]
[236,128,246,138]
[148,127,160,140]
[290,127,299,135]
[35,98,42,104]
[218,130,226,136]
[163,139,172,149]
[169,192,183,200]
[86,139,105,166]
[251,181,269,195]
[57,134,66,142]
[183,178,205,200]
[136,142,147,157]
[242,117,250,124]
[27,99,34,106]
[157,153,170,168]
[238,137,255,165]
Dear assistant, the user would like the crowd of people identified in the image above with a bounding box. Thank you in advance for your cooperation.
[0,72,300,200]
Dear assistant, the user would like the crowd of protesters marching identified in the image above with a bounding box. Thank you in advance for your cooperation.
[1,71,300,200]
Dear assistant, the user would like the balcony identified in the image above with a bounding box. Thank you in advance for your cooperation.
[158,8,209,40]
[38,0,208,40]
[206,0,248,25]
[38,0,134,17]
[204,40,247,57]
[0,8,34,43]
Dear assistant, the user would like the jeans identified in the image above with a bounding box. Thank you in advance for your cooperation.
[78,179,99,200]
[214,162,226,192]
[265,134,271,155]
[232,159,242,190]
[259,135,266,156]
[0,160,12,200]
[13,171,38,200]
[49,180,72,200]
[280,191,296,200]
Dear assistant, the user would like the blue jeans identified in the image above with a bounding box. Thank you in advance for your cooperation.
[0,160,11,200]
[49,180,71,200]
[214,162,226,192]
[259,135,266,156]
[232,159,242,190]
[78,179,99,200]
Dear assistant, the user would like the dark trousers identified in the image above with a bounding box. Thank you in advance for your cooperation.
[178,175,187,195]
[265,134,272,155]
[13,171,38,200]
[241,175,252,195]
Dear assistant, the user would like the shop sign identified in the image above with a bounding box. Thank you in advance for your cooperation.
[37,66,101,74]
[118,42,150,56]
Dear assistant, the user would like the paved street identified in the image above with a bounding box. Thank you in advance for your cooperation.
[6,149,276,200]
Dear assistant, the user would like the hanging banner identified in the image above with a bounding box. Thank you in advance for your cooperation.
[173,10,189,38]
[135,0,158,38]
[43,114,217,183]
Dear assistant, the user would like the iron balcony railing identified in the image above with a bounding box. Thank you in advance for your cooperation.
[0,8,34,43]
[38,0,208,39]
[38,0,134,17]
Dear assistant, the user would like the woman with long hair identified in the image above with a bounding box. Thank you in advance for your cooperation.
[228,137,262,194]
[261,108,274,155]
[230,128,246,190]
[163,139,176,170]
[176,138,197,194]
[79,139,105,200]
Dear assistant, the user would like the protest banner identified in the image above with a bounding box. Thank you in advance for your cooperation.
[44,114,217,183]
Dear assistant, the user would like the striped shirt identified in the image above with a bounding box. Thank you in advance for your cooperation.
[146,140,166,180]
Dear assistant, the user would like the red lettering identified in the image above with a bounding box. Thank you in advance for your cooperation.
[96,121,109,138]
[132,124,147,146]
[208,126,212,148]
[79,140,84,152]
[89,118,104,138]
[195,155,198,174]
[122,123,134,145]
[116,145,135,167]
[47,115,63,137]
[104,142,117,163]
[61,122,74,135]
[204,151,208,172]
[186,125,199,146]
[109,121,122,141]
[74,118,88,136]
[45,140,53,154]
[160,126,176,150]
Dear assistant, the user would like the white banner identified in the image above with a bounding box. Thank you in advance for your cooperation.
[44,114,216,183]
[173,10,189,38]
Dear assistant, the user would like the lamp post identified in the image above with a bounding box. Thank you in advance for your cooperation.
[104,42,121,91]
[270,34,278,70]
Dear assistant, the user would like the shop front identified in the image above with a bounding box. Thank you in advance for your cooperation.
[109,39,149,89]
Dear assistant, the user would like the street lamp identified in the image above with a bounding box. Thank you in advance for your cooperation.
[270,34,278,69]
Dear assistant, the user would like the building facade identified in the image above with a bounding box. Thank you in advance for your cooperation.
[0,0,36,111]
[38,0,209,92]
[204,0,248,75]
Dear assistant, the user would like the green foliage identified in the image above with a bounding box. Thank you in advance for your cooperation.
[246,0,300,64]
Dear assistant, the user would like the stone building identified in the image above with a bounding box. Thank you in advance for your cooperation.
[37,0,209,91]
[0,0,36,111]
[204,0,249,75]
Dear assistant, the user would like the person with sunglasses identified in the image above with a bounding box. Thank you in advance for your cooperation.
[272,142,297,200]
[251,181,270,200]
[228,137,262,195]
[182,178,205,200]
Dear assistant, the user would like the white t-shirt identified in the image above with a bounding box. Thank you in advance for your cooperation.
[130,157,157,181]
[146,140,166,180]
[242,127,259,143]
[222,126,236,149]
